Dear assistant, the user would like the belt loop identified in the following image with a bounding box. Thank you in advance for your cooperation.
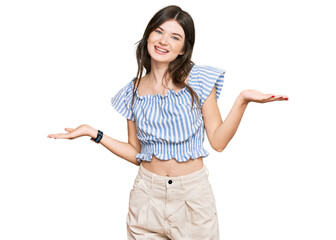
[150,174,155,189]
[180,176,185,190]
[204,165,209,177]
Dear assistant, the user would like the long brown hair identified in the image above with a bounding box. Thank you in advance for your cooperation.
[131,5,200,109]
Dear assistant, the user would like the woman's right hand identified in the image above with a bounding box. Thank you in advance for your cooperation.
[48,124,97,140]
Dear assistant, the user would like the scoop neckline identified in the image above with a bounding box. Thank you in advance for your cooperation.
[135,65,194,99]
[135,86,188,99]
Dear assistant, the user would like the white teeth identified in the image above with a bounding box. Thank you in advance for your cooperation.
[155,46,168,53]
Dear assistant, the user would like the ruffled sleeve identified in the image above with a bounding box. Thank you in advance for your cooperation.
[192,65,225,106]
[111,79,135,121]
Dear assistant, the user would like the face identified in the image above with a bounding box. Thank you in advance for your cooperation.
[147,20,185,64]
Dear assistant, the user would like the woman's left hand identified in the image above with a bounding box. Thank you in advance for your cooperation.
[239,89,288,104]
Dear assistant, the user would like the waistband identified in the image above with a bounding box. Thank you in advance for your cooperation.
[138,163,209,189]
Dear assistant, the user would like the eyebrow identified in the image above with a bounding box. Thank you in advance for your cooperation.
[158,27,183,39]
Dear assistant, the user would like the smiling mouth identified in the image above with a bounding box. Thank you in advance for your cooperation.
[154,46,169,53]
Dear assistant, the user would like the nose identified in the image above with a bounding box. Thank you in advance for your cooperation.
[159,34,168,46]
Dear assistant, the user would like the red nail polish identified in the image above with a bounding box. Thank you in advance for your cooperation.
[271,95,275,98]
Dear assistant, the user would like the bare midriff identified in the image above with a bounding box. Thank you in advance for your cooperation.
[141,155,204,177]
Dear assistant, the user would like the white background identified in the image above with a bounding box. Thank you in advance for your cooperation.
[1,0,335,239]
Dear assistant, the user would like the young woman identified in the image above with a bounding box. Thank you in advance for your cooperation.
[48,5,288,240]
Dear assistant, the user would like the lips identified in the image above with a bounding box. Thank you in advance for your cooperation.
[154,46,169,54]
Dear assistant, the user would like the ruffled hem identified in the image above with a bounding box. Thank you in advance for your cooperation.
[111,79,135,121]
[193,65,225,106]
[136,148,209,163]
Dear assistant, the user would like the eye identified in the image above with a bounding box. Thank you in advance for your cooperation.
[155,29,163,34]
[171,36,179,40]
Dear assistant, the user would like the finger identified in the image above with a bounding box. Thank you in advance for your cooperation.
[277,95,289,101]
[260,94,276,102]
[282,95,289,100]
[270,95,288,101]
[260,94,281,103]
[65,128,75,133]
[47,134,61,138]
[48,133,72,139]
[267,94,276,100]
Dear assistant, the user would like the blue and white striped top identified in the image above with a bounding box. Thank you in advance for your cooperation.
[111,65,225,163]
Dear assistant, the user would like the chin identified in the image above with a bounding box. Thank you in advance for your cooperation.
[150,52,178,64]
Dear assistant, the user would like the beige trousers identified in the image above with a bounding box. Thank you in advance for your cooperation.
[126,163,220,240]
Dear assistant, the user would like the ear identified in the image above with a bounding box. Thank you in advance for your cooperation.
[178,50,184,56]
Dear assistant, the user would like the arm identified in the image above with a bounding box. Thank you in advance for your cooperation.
[202,87,288,152]
[48,120,141,166]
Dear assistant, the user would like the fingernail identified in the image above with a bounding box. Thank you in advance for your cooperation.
[285,97,288,100]
[271,95,275,98]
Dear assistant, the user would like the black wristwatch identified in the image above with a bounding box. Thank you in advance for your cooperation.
[91,130,103,143]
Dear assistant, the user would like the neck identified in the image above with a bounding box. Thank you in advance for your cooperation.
[149,60,170,86]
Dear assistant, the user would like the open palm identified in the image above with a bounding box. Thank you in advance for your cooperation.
[241,89,288,104]
[48,124,93,140]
